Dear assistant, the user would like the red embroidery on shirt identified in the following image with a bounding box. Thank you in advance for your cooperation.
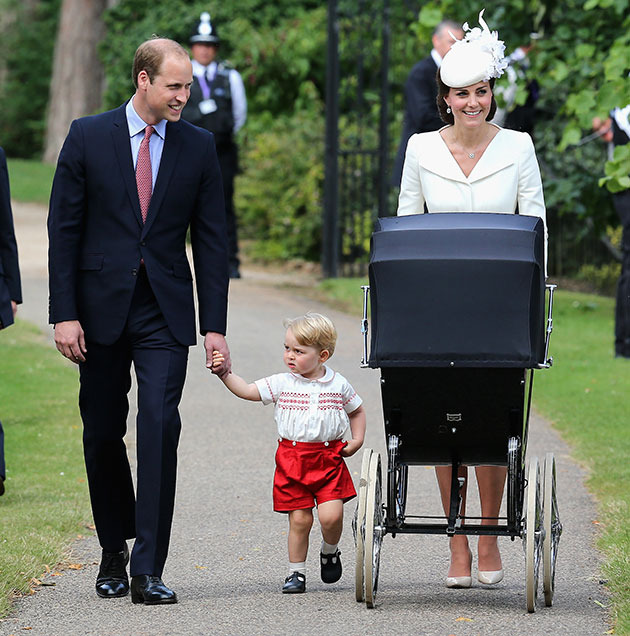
[318,393,345,410]
[277,392,309,410]
[265,377,276,402]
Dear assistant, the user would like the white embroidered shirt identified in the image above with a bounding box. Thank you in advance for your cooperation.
[254,366,363,442]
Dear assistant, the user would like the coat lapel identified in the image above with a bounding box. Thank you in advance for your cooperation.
[111,104,144,228]
[417,133,469,184]
[142,120,183,237]
[467,131,516,183]
[416,128,515,184]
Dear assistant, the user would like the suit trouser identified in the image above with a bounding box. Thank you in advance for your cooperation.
[217,142,239,269]
[613,190,630,357]
[78,268,188,576]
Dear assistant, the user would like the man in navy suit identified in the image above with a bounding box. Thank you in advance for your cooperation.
[48,38,231,604]
[391,20,463,188]
[0,146,22,497]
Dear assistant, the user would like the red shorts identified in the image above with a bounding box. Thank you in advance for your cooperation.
[273,439,357,512]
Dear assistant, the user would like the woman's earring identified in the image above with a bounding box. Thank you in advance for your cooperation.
[446,106,452,114]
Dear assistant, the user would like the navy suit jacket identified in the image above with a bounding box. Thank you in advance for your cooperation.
[391,56,444,187]
[48,103,229,346]
[0,147,22,329]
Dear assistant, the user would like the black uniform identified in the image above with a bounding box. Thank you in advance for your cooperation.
[182,64,240,276]
[611,118,630,357]
[391,56,444,188]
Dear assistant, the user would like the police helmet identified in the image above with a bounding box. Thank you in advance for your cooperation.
[190,12,220,45]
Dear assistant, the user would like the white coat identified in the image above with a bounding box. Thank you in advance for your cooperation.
[397,125,547,269]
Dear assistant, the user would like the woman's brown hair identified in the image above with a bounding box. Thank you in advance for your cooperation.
[436,71,497,124]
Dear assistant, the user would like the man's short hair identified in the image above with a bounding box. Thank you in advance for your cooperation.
[132,37,189,87]
[433,19,462,37]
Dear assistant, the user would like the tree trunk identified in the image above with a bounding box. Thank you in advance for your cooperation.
[43,0,116,163]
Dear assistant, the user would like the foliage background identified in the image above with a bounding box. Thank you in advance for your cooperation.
[0,0,61,159]
[0,0,628,271]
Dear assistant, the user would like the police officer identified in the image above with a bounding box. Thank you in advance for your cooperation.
[182,12,247,278]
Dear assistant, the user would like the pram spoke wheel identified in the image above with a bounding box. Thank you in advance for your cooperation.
[354,448,373,602]
[543,452,562,607]
[365,452,384,608]
[524,456,542,613]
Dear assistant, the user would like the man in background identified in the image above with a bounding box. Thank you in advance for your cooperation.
[391,19,463,188]
[182,12,247,279]
[593,107,630,358]
[0,146,23,496]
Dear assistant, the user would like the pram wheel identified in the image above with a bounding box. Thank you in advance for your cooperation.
[387,435,408,527]
[365,452,384,608]
[543,452,562,606]
[354,448,373,602]
[524,456,542,613]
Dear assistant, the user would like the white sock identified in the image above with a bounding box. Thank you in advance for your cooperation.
[288,561,306,575]
[321,540,338,555]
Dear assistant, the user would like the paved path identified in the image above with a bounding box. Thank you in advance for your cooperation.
[0,203,611,635]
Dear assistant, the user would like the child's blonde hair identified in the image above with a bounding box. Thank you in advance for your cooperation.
[283,312,337,357]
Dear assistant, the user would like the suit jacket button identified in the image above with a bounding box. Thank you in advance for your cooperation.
[140,241,146,246]
[132,269,138,276]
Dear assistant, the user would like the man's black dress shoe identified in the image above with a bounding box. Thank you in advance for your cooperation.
[0,477,5,496]
[95,545,129,598]
[131,575,178,605]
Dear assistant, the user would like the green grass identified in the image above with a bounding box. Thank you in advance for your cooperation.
[533,291,630,633]
[317,276,368,314]
[316,279,628,632]
[5,158,55,204]
[0,321,91,618]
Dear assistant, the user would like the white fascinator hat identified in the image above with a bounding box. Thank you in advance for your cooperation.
[440,9,508,88]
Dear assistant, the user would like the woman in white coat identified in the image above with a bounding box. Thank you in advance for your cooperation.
[397,11,547,589]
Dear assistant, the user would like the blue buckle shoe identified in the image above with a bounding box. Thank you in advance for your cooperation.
[282,571,306,594]
[320,550,342,584]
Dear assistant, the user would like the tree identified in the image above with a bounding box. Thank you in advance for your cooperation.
[43,0,118,163]
[0,0,60,159]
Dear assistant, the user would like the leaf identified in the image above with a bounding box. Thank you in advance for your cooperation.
[67,563,83,570]
[456,617,473,622]
[559,124,582,150]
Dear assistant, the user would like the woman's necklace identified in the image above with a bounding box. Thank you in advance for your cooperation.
[454,129,491,160]
[463,142,484,159]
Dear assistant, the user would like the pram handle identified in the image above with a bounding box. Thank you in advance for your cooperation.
[538,283,557,369]
[360,285,370,368]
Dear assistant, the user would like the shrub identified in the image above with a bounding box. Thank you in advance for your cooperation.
[235,82,324,262]
[577,262,621,296]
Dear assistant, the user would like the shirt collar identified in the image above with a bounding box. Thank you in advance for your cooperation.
[430,48,443,67]
[126,97,167,140]
[192,59,217,77]
[613,105,630,139]
[292,366,335,383]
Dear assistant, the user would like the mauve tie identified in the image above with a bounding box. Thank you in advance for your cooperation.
[136,125,154,223]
